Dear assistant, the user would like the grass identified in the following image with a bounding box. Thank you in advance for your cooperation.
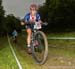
[1,32,75,69]
[10,33,75,69]
[47,32,75,37]
[0,36,18,69]
[10,35,42,69]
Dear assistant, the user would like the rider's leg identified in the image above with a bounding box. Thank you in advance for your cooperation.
[26,28,32,54]
[26,28,32,47]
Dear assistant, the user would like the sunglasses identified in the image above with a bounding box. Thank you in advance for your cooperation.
[30,8,37,10]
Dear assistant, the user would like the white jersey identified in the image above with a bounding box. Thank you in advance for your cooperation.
[30,15,36,21]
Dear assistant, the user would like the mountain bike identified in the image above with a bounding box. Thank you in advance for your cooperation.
[29,22,48,64]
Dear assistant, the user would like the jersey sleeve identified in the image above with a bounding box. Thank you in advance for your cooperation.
[37,13,41,21]
[24,13,30,22]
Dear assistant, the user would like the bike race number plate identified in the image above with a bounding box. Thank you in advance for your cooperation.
[34,22,42,29]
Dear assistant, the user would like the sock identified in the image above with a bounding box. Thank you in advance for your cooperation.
[27,45,31,47]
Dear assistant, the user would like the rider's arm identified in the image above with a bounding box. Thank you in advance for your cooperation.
[36,13,41,21]
[21,19,25,25]
[21,13,30,25]
[36,13,42,24]
[24,13,30,23]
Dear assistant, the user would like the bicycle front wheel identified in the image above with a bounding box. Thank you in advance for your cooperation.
[31,31,48,64]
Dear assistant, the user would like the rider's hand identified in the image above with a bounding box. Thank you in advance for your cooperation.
[21,22,25,25]
[39,20,42,24]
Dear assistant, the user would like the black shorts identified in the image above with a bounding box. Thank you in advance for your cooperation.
[25,24,34,30]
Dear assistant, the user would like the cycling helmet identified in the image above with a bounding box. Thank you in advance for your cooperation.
[30,4,38,10]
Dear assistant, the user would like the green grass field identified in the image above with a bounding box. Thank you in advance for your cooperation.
[0,36,18,69]
[47,32,75,37]
[0,32,75,69]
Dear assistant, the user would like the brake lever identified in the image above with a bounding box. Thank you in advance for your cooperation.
[42,22,48,26]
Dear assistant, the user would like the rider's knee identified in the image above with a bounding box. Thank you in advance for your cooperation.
[27,29,32,35]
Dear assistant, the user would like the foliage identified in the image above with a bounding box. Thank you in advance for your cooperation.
[0,0,21,35]
[38,0,75,32]
[5,14,21,34]
[0,0,5,33]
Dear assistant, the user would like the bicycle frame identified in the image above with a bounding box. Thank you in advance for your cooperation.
[26,22,48,64]
[31,27,38,45]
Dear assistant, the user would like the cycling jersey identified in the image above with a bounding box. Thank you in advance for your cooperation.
[24,13,41,22]
[12,30,18,38]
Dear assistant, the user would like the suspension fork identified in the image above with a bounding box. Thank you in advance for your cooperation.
[31,30,37,45]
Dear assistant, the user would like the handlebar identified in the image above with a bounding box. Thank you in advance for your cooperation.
[42,22,48,26]
[21,19,48,26]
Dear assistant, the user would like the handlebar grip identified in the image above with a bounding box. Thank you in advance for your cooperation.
[42,22,48,26]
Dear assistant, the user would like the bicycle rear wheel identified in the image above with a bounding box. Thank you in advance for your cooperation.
[31,31,48,64]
